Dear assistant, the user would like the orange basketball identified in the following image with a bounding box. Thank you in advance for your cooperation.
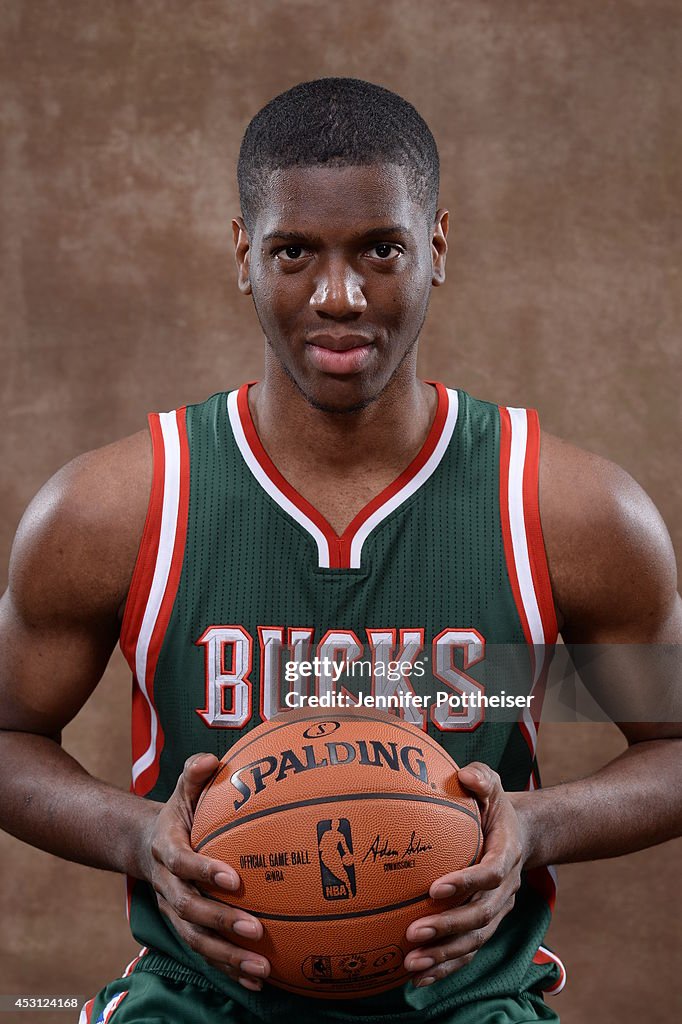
[191,708,482,998]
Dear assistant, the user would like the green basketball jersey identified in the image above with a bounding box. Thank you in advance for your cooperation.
[118,381,565,1018]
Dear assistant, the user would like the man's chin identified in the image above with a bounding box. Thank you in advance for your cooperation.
[286,365,384,415]
[306,391,380,415]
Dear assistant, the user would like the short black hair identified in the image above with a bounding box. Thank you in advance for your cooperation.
[237,77,440,231]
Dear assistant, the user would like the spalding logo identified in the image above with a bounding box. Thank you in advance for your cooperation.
[230,739,429,810]
[303,721,340,738]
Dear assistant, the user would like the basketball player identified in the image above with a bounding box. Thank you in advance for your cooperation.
[0,79,680,1024]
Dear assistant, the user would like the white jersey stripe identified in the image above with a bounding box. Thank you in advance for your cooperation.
[505,406,548,752]
[227,390,331,567]
[348,389,459,568]
[131,412,181,787]
[506,408,546,655]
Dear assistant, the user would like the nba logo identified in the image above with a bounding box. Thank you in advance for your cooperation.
[311,956,332,978]
[316,818,357,900]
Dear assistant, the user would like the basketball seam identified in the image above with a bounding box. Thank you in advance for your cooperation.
[200,873,478,922]
[195,791,480,850]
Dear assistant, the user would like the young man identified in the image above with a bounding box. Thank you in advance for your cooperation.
[0,78,680,1024]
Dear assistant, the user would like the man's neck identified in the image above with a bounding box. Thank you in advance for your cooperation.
[246,367,439,535]
[248,372,438,479]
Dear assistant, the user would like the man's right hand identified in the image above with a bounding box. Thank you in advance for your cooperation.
[142,753,271,992]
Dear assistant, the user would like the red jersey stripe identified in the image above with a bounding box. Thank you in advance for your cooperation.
[522,409,558,643]
[498,407,534,647]
[134,407,190,796]
[120,414,165,669]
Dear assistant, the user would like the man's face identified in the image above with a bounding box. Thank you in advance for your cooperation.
[233,164,447,413]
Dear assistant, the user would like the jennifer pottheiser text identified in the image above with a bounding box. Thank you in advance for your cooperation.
[283,690,535,710]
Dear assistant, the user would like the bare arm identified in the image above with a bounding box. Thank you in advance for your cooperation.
[405,433,681,986]
[0,433,157,874]
[512,431,682,866]
[0,435,269,990]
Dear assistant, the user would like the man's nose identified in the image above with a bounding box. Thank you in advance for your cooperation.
[309,259,367,317]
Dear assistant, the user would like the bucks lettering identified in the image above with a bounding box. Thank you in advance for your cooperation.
[230,738,429,811]
[195,626,486,732]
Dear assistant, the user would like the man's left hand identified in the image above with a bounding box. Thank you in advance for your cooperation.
[404,762,527,988]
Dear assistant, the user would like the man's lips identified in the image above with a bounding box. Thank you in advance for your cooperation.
[305,334,375,375]
[305,332,375,352]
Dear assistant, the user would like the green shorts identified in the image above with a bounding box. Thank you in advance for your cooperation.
[80,949,560,1024]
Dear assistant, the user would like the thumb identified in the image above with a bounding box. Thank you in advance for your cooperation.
[457,762,501,802]
[180,752,221,807]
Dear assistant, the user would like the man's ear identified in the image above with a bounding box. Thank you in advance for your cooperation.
[431,208,448,287]
[232,217,252,295]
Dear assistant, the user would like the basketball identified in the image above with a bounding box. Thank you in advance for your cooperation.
[191,707,482,998]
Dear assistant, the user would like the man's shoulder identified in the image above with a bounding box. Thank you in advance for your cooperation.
[37,429,152,538]
[538,429,658,536]
[9,430,151,627]
[538,431,677,639]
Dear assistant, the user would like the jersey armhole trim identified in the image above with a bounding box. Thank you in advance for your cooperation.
[499,406,561,934]
[523,409,559,644]
[119,413,165,670]
[128,407,190,796]
[498,406,558,647]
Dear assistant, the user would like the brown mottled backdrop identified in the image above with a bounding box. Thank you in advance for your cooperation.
[1,2,680,1022]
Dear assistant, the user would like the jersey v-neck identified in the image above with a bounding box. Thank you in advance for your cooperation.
[226,381,459,569]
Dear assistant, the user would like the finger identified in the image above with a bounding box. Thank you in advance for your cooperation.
[158,893,271,976]
[457,762,501,803]
[405,915,497,974]
[153,825,241,891]
[406,931,482,973]
[201,954,268,987]
[427,851,513,901]
[204,957,264,988]
[155,871,263,939]
[204,959,264,991]
[406,890,500,944]
[427,815,522,901]
[179,752,221,807]
[406,895,516,973]
[239,977,264,992]
[411,952,477,987]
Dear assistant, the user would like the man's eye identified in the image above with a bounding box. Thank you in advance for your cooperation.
[369,244,402,259]
[276,245,306,261]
